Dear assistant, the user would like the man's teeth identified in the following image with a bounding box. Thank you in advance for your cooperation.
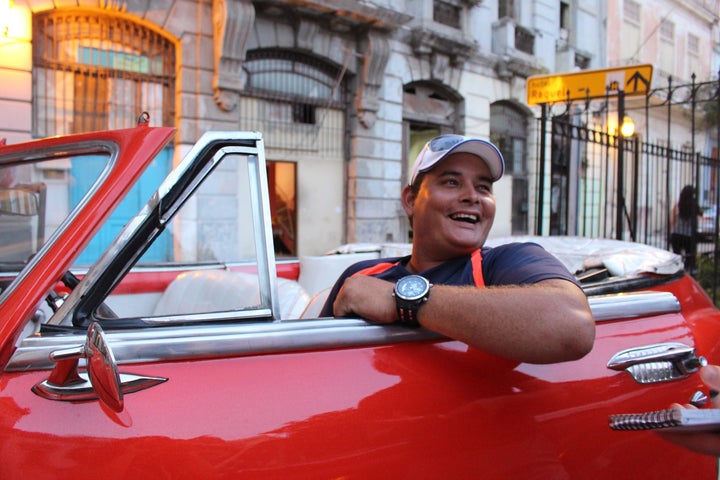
[450,213,478,223]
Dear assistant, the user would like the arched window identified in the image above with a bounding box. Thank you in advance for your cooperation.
[244,50,344,106]
[32,10,175,136]
[241,49,346,150]
[240,49,349,256]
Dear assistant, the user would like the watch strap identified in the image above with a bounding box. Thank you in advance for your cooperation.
[396,299,421,326]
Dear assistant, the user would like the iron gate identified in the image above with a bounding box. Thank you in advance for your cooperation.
[536,74,720,299]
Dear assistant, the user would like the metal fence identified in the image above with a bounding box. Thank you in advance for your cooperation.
[535,75,720,300]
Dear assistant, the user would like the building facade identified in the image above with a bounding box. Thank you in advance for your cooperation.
[0,0,716,260]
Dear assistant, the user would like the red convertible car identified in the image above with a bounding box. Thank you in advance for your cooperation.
[1,123,719,478]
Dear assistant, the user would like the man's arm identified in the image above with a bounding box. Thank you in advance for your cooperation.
[332,275,594,364]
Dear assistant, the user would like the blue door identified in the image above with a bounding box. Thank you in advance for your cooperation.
[71,147,172,264]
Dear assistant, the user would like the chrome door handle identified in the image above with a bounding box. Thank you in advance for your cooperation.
[607,342,707,384]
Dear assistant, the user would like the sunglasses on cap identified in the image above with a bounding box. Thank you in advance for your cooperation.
[428,134,468,153]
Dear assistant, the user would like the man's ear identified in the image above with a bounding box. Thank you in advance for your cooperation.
[401,185,415,218]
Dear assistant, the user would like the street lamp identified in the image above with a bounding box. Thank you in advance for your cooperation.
[620,116,635,137]
[607,115,635,137]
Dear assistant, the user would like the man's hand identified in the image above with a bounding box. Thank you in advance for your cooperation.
[656,365,720,456]
[332,275,397,323]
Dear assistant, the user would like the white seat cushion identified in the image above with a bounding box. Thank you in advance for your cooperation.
[300,287,331,319]
[153,270,262,316]
[153,269,310,320]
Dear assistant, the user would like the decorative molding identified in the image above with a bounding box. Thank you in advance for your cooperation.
[213,0,255,111]
[431,52,450,81]
[355,31,391,129]
[410,26,477,81]
[255,0,412,31]
[494,56,546,79]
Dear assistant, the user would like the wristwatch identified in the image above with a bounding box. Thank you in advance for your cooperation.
[393,275,432,326]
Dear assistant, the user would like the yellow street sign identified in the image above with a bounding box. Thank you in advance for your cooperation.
[527,64,653,106]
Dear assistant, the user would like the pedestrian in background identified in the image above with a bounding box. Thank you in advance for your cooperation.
[670,185,700,273]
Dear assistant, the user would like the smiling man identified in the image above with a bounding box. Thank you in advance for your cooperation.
[320,134,595,364]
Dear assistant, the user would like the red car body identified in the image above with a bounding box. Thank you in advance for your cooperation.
[0,126,718,479]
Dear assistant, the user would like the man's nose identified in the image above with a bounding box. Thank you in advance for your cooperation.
[460,183,480,203]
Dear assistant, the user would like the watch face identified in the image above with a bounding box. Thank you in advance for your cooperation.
[397,275,429,301]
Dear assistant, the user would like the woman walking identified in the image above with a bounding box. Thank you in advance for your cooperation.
[670,185,700,273]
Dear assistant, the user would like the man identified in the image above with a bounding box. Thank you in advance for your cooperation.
[320,134,595,364]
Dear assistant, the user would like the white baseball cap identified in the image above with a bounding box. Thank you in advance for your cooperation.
[409,134,505,186]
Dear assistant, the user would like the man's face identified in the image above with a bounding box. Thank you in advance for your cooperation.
[403,152,496,259]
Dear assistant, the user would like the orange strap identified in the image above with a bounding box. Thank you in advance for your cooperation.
[471,249,485,287]
[350,251,485,287]
[351,261,399,277]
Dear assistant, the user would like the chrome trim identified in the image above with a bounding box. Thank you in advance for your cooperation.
[158,131,263,198]
[6,319,443,371]
[53,203,156,327]
[33,371,167,403]
[607,342,706,384]
[607,342,696,370]
[690,390,708,407]
[3,290,690,372]
[588,291,680,322]
[250,139,282,320]
[139,308,273,325]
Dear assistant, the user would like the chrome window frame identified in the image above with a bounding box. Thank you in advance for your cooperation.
[47,131,281,326]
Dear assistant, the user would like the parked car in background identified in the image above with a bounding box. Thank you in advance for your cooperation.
[1,125,720,478]
[700,204,718,239]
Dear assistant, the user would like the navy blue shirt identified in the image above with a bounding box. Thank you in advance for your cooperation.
[320,242,578,317]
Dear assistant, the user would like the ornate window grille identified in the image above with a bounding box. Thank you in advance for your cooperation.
[32,10,175,137]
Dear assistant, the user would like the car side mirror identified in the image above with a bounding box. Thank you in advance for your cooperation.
[85,322,124,411]
[0,186,41,216]
[32,322,166,412]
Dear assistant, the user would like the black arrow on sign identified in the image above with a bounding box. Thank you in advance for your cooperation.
[627,71,650,93]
